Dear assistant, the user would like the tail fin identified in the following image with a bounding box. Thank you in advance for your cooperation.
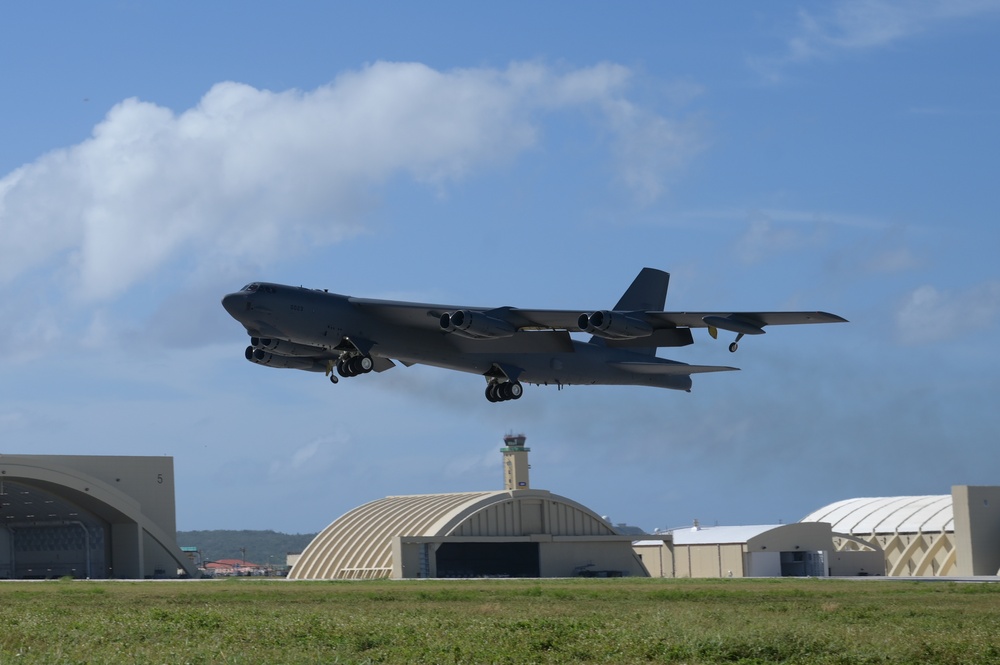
[613,268,670,311]
[589,268,670,356]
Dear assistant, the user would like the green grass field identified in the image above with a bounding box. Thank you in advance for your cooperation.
[0,577,998,664]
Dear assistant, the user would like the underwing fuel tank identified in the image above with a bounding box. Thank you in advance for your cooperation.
[245,346,327,372]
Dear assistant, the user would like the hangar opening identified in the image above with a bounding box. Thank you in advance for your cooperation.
[435,542,539,578]
[0,455,198,579]
[0,479,108,579]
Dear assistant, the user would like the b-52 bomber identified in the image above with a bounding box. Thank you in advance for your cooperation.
[221,268,846,402]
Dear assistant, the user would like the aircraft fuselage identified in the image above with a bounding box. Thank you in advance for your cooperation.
[221,269,843,401]
[221,282,694,392]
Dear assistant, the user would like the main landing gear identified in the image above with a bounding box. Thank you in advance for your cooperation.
[485,380,523,403]
[336,354,374,379]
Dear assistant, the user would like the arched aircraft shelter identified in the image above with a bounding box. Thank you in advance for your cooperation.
[0,455,197,579]
[290,489,646,579]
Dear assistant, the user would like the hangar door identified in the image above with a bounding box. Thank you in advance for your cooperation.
[0,481,108,579]
[435,542,539,578]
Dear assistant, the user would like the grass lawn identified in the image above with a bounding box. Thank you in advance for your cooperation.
[0,577,998,663]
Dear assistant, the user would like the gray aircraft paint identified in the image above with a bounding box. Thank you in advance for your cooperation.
[221,268,846,402]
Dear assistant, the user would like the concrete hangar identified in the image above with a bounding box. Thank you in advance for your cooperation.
[0,454,197,579]
[290,435,646,579]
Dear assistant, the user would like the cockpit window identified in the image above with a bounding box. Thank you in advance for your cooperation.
[240,283,278,294]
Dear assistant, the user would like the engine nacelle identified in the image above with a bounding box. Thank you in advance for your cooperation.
[245,346,325,372]
[578,311,653,339]
[440,310,516,339]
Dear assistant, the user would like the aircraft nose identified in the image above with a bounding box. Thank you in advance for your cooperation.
[221,292,246,319]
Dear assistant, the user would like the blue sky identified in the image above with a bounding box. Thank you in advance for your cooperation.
[2,1,999,534]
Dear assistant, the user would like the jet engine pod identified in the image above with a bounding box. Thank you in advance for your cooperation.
[440,310,516,339]
[578,310,653,339]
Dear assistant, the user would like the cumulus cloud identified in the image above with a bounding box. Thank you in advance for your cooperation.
[0,60,700,305]
[732,209,836,264]
[268,434,349,480]
[751,0,1000,79]
[895,280,1000,344]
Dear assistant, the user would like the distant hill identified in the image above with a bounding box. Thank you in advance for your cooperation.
[176,530,317,568]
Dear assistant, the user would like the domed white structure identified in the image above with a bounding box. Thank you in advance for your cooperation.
[801,487,1000,577]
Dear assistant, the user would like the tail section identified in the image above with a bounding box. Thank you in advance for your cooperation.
[589,268,670,356]
[613,268,670,311]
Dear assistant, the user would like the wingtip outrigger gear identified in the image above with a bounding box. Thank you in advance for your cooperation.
[702,315,765,353]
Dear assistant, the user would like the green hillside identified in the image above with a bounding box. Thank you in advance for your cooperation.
[176,530,317,568]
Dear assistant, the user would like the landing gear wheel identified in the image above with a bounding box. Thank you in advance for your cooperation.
[329,374,339,384]
[358,355,374,373]
[485,381,523,402]
[729,342,739,353]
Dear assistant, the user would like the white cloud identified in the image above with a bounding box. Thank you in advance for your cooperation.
[895,280,1000,344]
[0,60,701,307]
[267,435,348,480]
[603,100,705,204]
[862,247,921,273]
[751,0,1000,79]
[733,210,834,264]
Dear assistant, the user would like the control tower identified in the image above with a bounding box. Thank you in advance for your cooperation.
[501,433,530,491]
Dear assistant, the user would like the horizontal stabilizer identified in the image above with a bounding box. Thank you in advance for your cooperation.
[611,361,739,375]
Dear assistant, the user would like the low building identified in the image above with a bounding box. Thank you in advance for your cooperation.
[204,558,270,576]
[634,522,883,578]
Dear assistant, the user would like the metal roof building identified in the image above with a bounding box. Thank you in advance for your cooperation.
[800,487,1000,576]
[633,522,881,578]
[801,496,954,535]
[289,435,647,579]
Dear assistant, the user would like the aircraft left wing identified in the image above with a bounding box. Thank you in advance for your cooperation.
[510,309,847,332]
[650,311,848,329]
[349,297,846,342]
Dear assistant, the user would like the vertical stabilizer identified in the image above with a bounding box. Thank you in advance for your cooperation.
[613,268,670,311]
[589,268,670,355]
